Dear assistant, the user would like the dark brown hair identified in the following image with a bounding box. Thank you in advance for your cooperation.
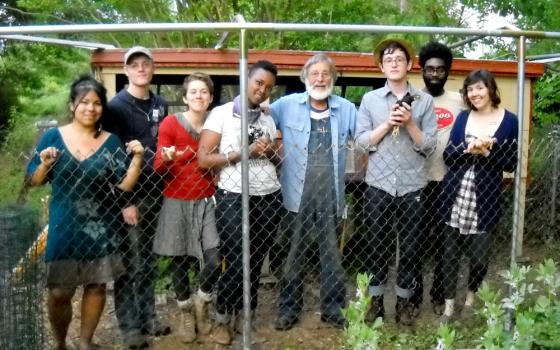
[69,75,108,138]
[462,69,501,110]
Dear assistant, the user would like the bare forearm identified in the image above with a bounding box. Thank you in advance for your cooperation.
[29,163,52,186]
[117,155,143,192]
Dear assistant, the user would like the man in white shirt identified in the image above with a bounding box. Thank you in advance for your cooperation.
[410,41,463,317]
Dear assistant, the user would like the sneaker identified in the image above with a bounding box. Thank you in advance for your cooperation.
[193,290,212,335]
[365,296,385,323]
[141,316,171,337]
[177,310,196,343]
[122,330,149,350]
[395,297,415,326]
[210,324,232,345]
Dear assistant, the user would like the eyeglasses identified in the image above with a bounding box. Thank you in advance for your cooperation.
[382,57,407,65]
[309,71,332,79]
[424,66,447,75]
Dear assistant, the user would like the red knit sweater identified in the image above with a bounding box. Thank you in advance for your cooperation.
[154,114,215,200]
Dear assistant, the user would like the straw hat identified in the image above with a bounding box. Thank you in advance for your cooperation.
[374,38,415,65]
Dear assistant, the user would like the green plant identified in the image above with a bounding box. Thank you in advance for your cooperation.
[477,259,560,349]
[343,273,383,350]
[435,324,456,350]
[154,257,173,294]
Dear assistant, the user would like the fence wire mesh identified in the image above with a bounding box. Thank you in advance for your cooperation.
[0,123,558,349]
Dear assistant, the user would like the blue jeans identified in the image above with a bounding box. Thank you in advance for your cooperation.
[364,186,424,298]
[277,209,346,319]
[215,189,282,315]
[113,196,161,334]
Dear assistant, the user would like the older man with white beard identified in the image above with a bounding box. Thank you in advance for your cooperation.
[270,53,357,331]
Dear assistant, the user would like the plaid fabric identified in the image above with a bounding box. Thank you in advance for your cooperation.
[448,166,484,234]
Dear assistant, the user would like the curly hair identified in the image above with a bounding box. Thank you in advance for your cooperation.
[249,60,278,78]
[418,41,453,69]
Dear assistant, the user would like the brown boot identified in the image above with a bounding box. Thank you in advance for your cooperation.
[234,310,266,344]
[365,295,385,323]
[193,290,213,335]
[395,297,415,326]
[210,323,231,345]
[177,310,196,343]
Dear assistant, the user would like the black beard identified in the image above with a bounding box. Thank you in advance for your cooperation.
[425,79,447,97]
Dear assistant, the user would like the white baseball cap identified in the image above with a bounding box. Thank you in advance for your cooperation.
[124,46,153,65]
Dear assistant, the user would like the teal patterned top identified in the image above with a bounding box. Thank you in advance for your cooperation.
[28,128,128,262]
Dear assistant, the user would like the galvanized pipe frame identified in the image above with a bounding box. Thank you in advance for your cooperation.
[2,22,559,350]
[1,22,560,38]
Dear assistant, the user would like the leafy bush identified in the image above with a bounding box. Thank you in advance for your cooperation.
[533,72,560,126]
[477,259,560,349]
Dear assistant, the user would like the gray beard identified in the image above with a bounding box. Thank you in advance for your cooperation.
[305,80,332,101]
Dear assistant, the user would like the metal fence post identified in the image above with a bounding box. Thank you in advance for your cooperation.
[512,35,527,263]
[238,23,253,350]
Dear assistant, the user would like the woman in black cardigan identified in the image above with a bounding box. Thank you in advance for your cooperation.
[439,69,518,322]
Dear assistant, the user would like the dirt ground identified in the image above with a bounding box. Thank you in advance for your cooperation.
[57,265,444,350]
[52,242,553,350]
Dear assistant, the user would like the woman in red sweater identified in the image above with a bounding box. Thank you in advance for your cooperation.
[153,72,219,343]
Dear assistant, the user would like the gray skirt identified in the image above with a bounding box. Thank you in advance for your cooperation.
[46,254,124,288]
[154,197,219,259]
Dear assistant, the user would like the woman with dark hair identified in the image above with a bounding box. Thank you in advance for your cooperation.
[27,75,144,350]
[153,72,220,343]
[439,69,518,322]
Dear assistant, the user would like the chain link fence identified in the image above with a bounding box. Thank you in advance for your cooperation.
[0,123,558,348]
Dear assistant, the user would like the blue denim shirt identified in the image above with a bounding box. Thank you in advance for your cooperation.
[270,92,357,215]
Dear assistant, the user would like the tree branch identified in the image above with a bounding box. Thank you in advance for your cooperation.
[1,5,74,24]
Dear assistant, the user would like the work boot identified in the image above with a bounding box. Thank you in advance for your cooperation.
[235,310,266,343]
[141,315,171,337]
[432,300,445,316]
[177,310,196,343]
[320,313,347,329]
[193,290,213,335]
[395,297,415,326]
[365,295,385,323]
[122,330,148,350]
[210,313,232,345]
[274,314,298,331]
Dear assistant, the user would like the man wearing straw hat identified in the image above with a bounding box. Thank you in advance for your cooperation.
[355,38,436,326]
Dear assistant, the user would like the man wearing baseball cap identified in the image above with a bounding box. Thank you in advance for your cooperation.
[103,46,169,349]
[355,38,437,326]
